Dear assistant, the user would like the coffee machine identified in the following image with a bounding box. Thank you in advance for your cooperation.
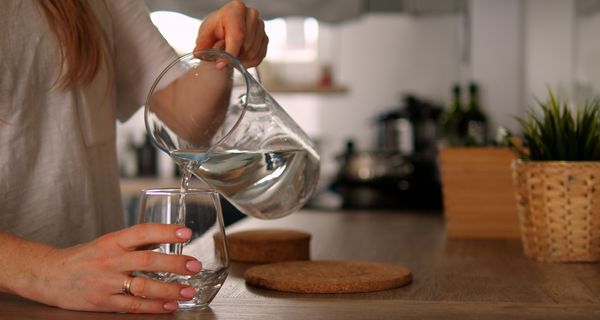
[333,95,443,210]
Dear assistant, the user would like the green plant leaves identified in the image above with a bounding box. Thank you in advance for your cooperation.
[509,90,600,161]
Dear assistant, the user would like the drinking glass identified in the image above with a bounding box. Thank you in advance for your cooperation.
[144,49,320,219]
[136,188,229,310]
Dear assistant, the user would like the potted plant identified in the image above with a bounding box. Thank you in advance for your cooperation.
[507,91,600,262]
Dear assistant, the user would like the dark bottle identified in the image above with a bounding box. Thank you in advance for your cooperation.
[136,134,158,177]
[120,133,138,178]
[463,82,488,146]
[440,84,465,146]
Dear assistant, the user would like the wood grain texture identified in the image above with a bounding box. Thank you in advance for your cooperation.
[439,147,521,238]
[1,210,600,319]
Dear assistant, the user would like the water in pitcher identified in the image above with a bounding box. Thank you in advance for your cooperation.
[170,148,320,219]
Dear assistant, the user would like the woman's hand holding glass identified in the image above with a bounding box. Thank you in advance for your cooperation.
[32,224,201,313]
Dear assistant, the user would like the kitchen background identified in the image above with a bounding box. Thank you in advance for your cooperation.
[117,0,600,216]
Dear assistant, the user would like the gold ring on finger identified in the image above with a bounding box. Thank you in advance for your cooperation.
[121,275,135,296]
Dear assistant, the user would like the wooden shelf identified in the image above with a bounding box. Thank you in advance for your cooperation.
[264,84,348,94]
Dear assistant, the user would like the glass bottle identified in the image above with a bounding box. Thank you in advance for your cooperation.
[440,84,464,146]
[463,82,488,146]
[136,134,158,177]
[121,132,138,178]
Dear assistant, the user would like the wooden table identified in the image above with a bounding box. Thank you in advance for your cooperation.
[1,210,600,319]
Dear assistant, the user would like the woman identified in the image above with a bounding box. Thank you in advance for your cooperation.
[0,0,267,313]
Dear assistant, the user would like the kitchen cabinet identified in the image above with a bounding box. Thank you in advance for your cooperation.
[1,210,599,319]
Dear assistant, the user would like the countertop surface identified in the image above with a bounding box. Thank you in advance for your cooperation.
[1,209,600,319]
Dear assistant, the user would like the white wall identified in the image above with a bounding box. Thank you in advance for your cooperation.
[524,0,575,106]
[306,14,462,176]
[469,0,524,134]
[576,7,600,100]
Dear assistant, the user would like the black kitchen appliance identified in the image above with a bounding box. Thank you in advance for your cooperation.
[332,95,443,210]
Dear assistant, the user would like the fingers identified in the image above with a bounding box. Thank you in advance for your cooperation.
[242,7,259,56]
[194,1,268,65]
[116,251,202,275]
[111,224,191,251]
[222,1,247,57]
[243,31,268,68]
[195,30,218,53]
[128,276,197,301]
[107,295,179,313]
[194,15,219,53]
[213,39,226,50]
[104,275,197,313]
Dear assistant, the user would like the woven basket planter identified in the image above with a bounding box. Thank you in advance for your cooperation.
[512,160,600,262]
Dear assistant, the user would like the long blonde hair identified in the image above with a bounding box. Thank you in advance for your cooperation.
[37,0,105,88]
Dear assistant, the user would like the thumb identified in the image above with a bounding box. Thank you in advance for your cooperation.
[194,32,218,54]
[212,40,225,50]
[194,17,221,53]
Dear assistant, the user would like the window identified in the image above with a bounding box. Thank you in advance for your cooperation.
[265,17,319,63]
[150,11,202,54]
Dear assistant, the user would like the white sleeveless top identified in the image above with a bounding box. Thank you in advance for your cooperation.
[0,0,177,247]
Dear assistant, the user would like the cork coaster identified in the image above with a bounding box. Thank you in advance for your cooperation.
[214,229,311,263]
[245,260,412,293]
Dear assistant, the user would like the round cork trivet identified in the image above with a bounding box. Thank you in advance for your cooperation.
[244,260,412,293]
[214,229,311,263]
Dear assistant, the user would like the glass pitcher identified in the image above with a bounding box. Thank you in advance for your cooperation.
[144,49,320,219]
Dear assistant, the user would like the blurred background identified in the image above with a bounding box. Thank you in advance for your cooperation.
[118,0,600,220]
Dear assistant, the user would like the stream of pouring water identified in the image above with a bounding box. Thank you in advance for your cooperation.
[174,164,193,255]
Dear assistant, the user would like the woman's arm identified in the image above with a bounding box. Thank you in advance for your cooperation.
[0,231,55,296]
[0,225,201,313]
